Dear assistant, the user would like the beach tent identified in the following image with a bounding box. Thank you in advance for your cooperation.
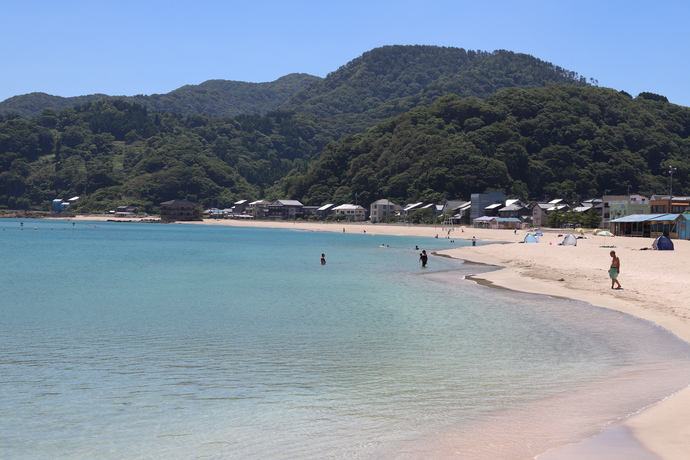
[523,233,539,243]
[562,234,577,246]
[653,236,674,250]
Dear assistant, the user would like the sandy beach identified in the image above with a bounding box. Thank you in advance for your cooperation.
[60,216,690,458]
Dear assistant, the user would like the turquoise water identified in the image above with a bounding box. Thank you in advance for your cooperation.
[2,219,690,459]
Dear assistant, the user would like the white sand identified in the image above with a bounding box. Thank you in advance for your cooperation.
[64,216,690,459]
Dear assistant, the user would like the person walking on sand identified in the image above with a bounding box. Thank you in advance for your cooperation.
[419,250,428,268]
[609,250,621,289]
[321,253,326,265]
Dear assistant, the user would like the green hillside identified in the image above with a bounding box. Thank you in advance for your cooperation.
[1,45,686,215]
[0,74,321,119]
[283,45,589,118]
[278,46,590,136]
[281,86,689,205]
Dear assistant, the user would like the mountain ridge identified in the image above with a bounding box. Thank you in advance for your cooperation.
[0,73,321,119]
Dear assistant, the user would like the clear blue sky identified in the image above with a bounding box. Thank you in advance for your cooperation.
[2,0,689,107]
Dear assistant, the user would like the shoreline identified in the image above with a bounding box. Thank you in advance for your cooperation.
[48,216,690,459]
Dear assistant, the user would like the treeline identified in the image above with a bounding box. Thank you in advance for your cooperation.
[281,86,690,206]
[283,46,589,118]
[0,74,321,119]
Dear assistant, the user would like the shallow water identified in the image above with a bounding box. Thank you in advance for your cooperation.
[1,219,689,459]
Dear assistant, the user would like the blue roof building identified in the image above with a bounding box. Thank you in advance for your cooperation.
[609,214,690,239]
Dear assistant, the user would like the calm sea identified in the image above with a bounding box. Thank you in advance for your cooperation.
[2,219,690,459]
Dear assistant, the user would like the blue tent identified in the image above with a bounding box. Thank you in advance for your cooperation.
[523,234,539,243]
[653,236,674,250]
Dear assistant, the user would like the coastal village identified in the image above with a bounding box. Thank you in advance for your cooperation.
[52,190,690,240]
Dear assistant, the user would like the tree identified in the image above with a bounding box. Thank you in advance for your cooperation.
[577,208,602,229]
[407,207,438,224]
[546,209,566,228]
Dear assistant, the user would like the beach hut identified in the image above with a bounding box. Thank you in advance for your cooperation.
[523,233,539,243]
[562,234,577,246]
[609,214,690,239]
[653,236,674,250]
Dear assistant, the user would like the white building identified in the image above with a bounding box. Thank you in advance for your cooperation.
[332,204,366,221]
[370,199,397,222]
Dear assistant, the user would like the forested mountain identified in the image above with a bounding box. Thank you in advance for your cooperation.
[280,45,591,136]
[0,100,327,212]
[284,45,590,117]
[1,45,687,215]
[0,74,321,119]
[281,87,689,206]
[0,93,111,120]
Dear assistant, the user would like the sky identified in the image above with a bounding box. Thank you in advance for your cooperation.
[2,0,689,107]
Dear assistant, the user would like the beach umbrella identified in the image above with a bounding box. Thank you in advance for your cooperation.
[577,228,586,234]
[596,230,614,236]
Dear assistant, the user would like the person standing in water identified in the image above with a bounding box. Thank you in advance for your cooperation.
[321,253,326,265]
[609,250,621,289]
[419,250,428,268]
[472,236,476,246]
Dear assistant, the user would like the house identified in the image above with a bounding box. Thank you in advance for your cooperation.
[370,199,397,223]
[204,208,224,218]
[470,191,506,220]
[302,206,320,218]
[421,203,440,216]
[401,202,424,219]
[52,199,68,212]
[472,216,522,230]
[247,200,271,219]
[114,205,137,218]
[317,204,336,219]
[484,203,503,217]
[602,195,648,222]
[610,213,690,239]
[160,199,201,222]
[531,203,551,227]
[52,196,79,213]
[446,201,471,225]
[573,198,604,215]
[332,204,366,221]
[441,200,468,214]
[649,195,690,214]
[232,200,249,215]
[498,200,529,219]
[547,199,570,213]
[547,198,567,206]
[267,200,304,220]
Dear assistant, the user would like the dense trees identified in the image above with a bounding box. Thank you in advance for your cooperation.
[281,87,690,206]
[0,74,321,119]
[1,46,688,215]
